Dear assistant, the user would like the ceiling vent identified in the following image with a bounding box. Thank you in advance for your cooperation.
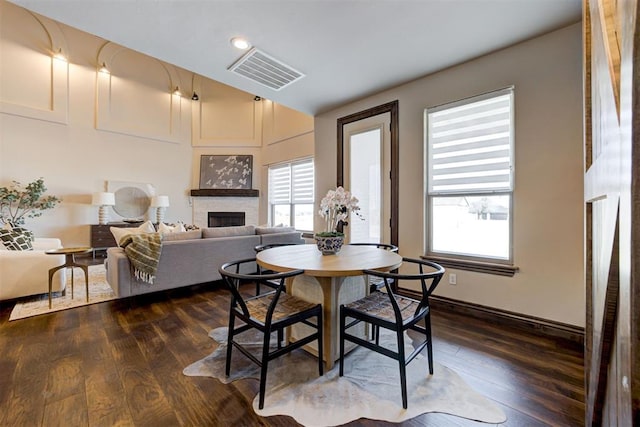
[228,48,304,91]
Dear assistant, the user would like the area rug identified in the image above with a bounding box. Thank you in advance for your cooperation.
[9,264,116,321]
[183,327,507,426]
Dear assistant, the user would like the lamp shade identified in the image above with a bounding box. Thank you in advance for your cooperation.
[151,195,170,208]
[92,192,115,206]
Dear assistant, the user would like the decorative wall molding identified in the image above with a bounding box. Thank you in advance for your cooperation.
[191,75,262,147]
[95,42,186,143]
[0,5,68,124]
[262,100,314,145]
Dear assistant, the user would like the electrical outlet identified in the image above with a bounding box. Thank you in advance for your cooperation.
[449,273,457,285]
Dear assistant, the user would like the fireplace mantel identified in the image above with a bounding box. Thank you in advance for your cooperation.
[190,189,259,197]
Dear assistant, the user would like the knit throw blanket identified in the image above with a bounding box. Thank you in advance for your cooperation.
[120,232,163,284]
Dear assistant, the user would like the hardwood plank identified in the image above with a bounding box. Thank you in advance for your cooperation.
[134,321,222,425]
[85,375,135,427]
[432,321,584,393]
[429,324,584,424]
[44,356,84,403]
[77,327,134,427]
[109,335,180,427]
[0,284,585,426]
[0,330,21,409]
[42,393,88,427]
[152,310,213,366]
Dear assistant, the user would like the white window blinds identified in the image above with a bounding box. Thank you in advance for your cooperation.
[291,160,314,203]
[268,159,314,204]
[269,165,291,204]
[427,87,514,194]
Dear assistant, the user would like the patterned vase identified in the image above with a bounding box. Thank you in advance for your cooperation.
[314,234,345,255]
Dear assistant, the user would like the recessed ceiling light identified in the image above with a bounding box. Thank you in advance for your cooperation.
[230,37,250,50]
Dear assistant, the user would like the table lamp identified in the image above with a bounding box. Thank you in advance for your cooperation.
[151,195,170,224]
[92,192,115,225]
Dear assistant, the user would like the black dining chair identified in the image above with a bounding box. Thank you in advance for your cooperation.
[253,242,300,295]
[348,242,399,252]
[348,242,400,339]
[348,242,399,293]
[254,242,300,253]
[219,258,324,409]
[338,257,444,409]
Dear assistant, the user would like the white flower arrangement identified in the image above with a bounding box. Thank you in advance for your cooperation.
[317,186,362,236]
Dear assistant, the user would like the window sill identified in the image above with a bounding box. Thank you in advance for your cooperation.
[421,255,519,277]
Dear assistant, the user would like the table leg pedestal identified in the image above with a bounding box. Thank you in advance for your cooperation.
[288,274,367,370]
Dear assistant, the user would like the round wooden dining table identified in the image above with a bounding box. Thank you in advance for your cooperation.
[257,243,402,369]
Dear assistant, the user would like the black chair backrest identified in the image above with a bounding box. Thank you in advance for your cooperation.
[219,258,303,325]
[254,242,298,253]
[348,242,399,252]
[363,257,444,321]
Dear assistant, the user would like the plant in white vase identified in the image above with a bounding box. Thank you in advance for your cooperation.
[315,186,362,255]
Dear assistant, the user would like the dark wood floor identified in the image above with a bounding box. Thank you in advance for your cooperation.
[0,280,585,427]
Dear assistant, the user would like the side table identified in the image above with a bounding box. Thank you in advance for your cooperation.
[45,247,93,308]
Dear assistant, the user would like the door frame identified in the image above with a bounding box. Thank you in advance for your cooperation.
[337,100,399,246]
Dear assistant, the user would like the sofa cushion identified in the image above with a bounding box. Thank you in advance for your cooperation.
[202,225,256,238]
[260,231,304,246]
[162,229,202,241]
[255,226,296,235]
[111,220,155,246]
[0,237,66,300]
[0,228,34,250]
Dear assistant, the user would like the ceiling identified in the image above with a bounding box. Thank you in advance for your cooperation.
[10,0,581,115]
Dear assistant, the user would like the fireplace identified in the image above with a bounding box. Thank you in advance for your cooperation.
[191,193,258,229]
[208,212,246,227]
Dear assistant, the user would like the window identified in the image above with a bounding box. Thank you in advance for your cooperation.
[268,158,314,231]
[425,87,514,262]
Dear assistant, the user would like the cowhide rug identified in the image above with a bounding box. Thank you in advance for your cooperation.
[183,327,506,426]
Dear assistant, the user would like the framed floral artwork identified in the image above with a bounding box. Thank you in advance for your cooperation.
[199,155,253,189]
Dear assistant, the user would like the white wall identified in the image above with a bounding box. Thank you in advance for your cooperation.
[0,0,313,245]
[1,0,582,325]
[315,24,585,326]
[259,100,314,224]
[0,4,193,245]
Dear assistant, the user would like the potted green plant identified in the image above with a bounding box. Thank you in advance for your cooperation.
[0,178,61,227]
[315,186,362,255]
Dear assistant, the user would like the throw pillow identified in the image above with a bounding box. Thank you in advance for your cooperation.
[158,222,186,235]
[177,221,199,231]
[111,220,156,247]
[0,228,34,250]
[12,226,34,242]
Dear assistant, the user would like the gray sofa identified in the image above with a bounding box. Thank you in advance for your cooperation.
[105,225,304,298]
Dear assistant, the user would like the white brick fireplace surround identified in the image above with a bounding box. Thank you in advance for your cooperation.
[191,191,259,229]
